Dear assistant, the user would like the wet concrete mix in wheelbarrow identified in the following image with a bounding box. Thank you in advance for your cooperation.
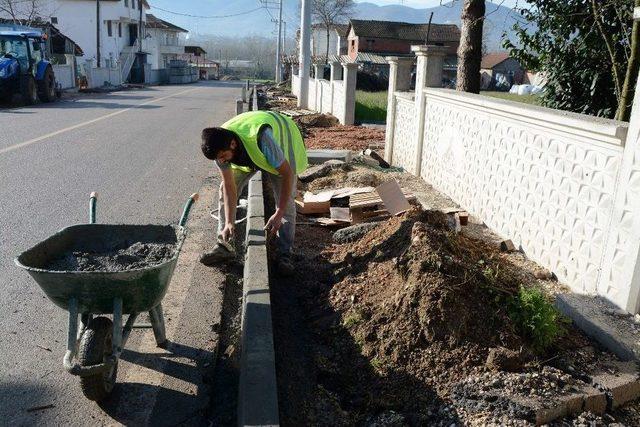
[47,241,176,272]
[267,170,640,426]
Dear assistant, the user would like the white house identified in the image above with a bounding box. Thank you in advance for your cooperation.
[143,14,187,70]
[310,23,348,58]
[43,0,149,72]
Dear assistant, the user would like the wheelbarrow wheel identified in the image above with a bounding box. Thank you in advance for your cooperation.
[78,316,117,401]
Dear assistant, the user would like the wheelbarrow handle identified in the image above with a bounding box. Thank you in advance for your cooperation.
[89,192,98,224]
[179,193,199,227]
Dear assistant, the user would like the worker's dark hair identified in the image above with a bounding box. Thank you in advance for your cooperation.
[201,127,237,160]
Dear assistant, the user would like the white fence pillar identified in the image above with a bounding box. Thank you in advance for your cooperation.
[385,56,414,163]
[411,45,447,176]
[330,61,342,81]
[341,62,358,125]
[598,12,640,313]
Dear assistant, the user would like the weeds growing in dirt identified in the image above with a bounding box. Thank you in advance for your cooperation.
[508,285,566,353]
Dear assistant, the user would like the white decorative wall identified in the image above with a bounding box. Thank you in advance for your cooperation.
[418,89,626,297]
[292,74,300,97]
[386,65,640,311]
[291,64,356,125]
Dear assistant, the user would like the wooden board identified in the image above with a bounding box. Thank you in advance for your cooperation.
[279,109,316,117]
[349,190,416,209]
[349,188,416,224]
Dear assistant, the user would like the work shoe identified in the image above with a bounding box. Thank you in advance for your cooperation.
[199,243,235,266]
[276,254,295,277]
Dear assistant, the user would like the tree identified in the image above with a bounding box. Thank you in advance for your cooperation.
[505,0,639,120]
[456,0,486,93]
[312,0,354,63]
[0,0,49,26]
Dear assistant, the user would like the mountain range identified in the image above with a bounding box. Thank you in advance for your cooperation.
[151,1,527,51]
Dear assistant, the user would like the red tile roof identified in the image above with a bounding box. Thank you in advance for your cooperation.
[348,19,460,43]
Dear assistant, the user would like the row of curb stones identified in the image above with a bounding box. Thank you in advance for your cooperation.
[238,171,280,427]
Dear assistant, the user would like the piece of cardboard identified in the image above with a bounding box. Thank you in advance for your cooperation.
[375,180,411,216]
[295,198,330,214]
[330,207,351,222]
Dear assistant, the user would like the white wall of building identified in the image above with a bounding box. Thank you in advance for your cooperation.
[143,27,186,70]
[40,0,148,67]
[311,26,340,57]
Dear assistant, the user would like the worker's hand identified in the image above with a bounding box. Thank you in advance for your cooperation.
[264,209,284,236]
[221,223,235,242]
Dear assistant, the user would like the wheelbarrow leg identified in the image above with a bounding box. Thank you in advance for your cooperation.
[149,303,167,348]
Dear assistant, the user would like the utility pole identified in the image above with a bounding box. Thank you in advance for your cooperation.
[298,0,311,108]
[96,0,101,67]
[275,0,283,83]
[138,0,143,53]
[283,21,286,57]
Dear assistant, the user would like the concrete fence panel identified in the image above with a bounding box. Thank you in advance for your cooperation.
[419,89,626,299]
[52,64,75,89]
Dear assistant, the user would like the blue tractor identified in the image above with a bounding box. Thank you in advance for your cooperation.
[0,26,57,104]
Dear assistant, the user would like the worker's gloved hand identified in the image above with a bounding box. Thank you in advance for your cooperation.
[264,210,284,236]
[221,223,235,242]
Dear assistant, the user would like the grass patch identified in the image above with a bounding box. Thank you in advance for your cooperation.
[481,91,542,106]
[508,285,566,353]
[355,90,387,123]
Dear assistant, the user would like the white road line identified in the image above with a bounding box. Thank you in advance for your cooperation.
[0,87,198,156]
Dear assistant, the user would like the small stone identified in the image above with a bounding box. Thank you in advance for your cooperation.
[500,239,516,252]
[533,268,553,280]
[486,347,523,372]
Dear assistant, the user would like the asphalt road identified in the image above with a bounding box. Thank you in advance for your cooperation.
[0,82,242,425]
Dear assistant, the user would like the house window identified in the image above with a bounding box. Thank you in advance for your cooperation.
[124,0,128,6]
[132,0,135,9]
[50,17,58,24]
[350,40,355,49]
[107,20,112,37]
[118,22,122,38]
[366,39,375,50]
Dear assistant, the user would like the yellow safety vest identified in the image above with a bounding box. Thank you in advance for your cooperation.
[221,111,308,175]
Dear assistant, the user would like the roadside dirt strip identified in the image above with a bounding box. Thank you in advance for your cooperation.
[101,175,227,424]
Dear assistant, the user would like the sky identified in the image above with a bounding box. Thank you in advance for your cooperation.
[359,0,521,7]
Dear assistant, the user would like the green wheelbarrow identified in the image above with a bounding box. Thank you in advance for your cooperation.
[14,192,199,401]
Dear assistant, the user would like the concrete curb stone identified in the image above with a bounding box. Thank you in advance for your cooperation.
[238,171,280,427]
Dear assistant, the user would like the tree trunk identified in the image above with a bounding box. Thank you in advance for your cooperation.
[616,0,640,121]
[456,0,485,93]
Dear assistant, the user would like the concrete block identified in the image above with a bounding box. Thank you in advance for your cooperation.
[532,393,584,425]
[248,195,265,219]
[556,293,640,361]
[248,175,264,197]
[239,169,279,427]
[246,217,266,247]
[583,387,607,414]
[593,361,640,409]
[307,149,352,164]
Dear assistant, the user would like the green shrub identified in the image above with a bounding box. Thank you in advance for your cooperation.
[508,286,565,353]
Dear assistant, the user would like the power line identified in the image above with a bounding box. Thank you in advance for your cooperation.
[150,5,264,19]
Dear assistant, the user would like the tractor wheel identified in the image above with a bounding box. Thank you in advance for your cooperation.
[21,75,37,105]
[78,316,118,401]
[38,67,56,103]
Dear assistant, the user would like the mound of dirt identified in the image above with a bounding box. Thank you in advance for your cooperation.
[328,209,527,383]
[303,125,385,151]
[48,241,176,272]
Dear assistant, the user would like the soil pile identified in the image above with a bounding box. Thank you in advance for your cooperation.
[328,209,527,389]
[48,241,176,272]
[303,125,385,151]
